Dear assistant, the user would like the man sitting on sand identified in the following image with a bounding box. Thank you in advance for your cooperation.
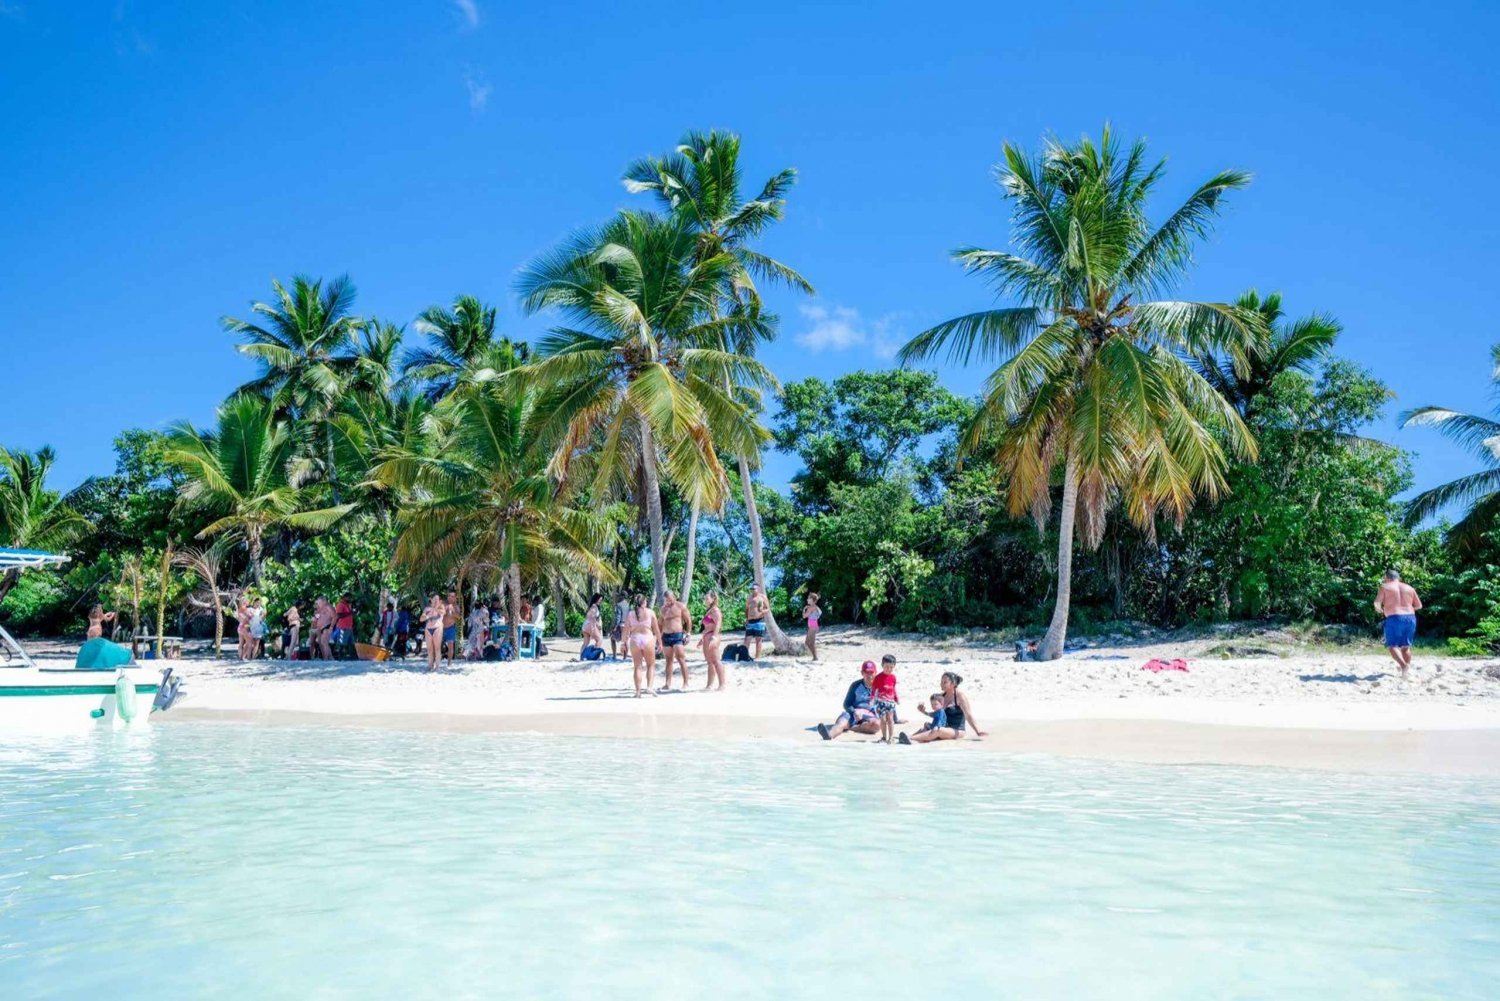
[817,661,882,740]
[1375,569,1422,679]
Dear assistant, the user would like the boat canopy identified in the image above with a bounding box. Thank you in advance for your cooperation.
[0,548,70,572]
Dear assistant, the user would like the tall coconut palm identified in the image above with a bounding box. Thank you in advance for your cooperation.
[1401,344,1500,550]
[624,130,812,641]
[223,274,364,499]
[163,394,353,583]
[373,376,616,650]
[1195,290,1341,416]
[402,295,527,401]
[517,210,774,604]
[0,446,89,603]
[899,128,1261,659]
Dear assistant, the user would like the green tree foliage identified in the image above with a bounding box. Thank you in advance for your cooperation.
[1138,362,1442,625]
[774,370,970,510]
[1401,343,1500,552]
[260,523,400,642]
[0,445,88,605]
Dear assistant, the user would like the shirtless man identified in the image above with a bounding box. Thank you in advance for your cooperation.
[744,585,770,660]
[443,590,459,667]
[658,591,690,691]
[623,593,662,698]
[1374,570,1422,679]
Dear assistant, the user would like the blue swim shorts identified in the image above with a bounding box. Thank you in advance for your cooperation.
[744,618,767,637]
[1383,614,1417,648]
[443,625,457,643]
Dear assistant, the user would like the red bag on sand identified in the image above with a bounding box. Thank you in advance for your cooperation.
[1142,658,1189,672]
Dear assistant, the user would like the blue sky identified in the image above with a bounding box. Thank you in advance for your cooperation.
[3,0,1497,503]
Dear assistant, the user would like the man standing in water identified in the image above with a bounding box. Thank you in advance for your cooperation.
[1374,570,1422,679]
[744,585,770,660]
[658,590,690,691]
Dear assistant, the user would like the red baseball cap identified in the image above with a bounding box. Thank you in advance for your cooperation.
[860,660,877,674]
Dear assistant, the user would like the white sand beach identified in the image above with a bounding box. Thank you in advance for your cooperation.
[32,625,1500,775]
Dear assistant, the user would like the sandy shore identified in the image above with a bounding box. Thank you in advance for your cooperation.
[30,625,1500,774]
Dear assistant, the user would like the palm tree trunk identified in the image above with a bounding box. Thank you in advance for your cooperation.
[324,421,341,504]
[155,542,173,658]
[550,575,566,637]
[249,530,265,586]
[0,569,17,605]
[638,416,669,605]
[212,589,223,658]
[681,496,700,606]
[507,563,522,652]
[737,453,797,654]
[1040,453,1079,661]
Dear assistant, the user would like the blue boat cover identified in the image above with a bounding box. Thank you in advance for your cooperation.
[75,638,134,671]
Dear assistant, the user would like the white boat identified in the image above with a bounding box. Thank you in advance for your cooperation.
[1,547,184,729]
[0,663,177,730]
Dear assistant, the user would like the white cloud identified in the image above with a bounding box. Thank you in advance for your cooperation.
[794,304,903,358]
[451,0,480,28]
[463,69,491,113]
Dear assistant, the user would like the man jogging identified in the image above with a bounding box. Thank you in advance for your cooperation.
[1374,570,1422,679]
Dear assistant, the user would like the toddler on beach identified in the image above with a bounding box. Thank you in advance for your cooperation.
[917,693,947,733]
[871,653,899,743]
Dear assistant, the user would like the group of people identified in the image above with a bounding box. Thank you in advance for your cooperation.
[817,656,986,744]
[579,585,820,697]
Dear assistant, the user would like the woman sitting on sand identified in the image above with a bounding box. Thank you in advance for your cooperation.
[899,672,986,744]
[701,591,724,691]
[86,603,116,640]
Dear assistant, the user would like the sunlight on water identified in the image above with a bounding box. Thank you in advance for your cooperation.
[2,724,1499,999]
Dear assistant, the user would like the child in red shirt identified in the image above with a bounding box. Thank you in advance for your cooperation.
[871,653,899,743]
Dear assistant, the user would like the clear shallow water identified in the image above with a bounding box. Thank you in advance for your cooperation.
[2,725,1498,1000]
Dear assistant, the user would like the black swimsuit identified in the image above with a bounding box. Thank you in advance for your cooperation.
[945,697,966,731]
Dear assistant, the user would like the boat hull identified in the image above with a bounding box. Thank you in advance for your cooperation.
[0,668,163,730]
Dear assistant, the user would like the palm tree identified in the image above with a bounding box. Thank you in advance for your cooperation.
[624,130,812,642]
[1401,343,1500,550]
[517,210,774,604]
[0,446,89,603]
[223,275,365,499]
[373,375,616,650]
[402,295,527,401]
[163,394,353,583]
[174,542,233,658]
[1196,290,1340,416]
[899,128,1260,659]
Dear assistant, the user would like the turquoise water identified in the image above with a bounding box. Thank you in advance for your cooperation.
[3,725,1498,999]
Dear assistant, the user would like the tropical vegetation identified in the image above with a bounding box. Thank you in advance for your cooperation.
[0,127,1489,657]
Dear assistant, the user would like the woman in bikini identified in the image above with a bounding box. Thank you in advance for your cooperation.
[902,671,987,744]
[802,591,821,661]
[700,590,725,691]
[624,593,661,698]
[581,593,605,651]
[86,603,116,641]
[421,594,446,672]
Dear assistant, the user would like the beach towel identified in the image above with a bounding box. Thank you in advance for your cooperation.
[1141,658,1189,673]
[75,637,134,671]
